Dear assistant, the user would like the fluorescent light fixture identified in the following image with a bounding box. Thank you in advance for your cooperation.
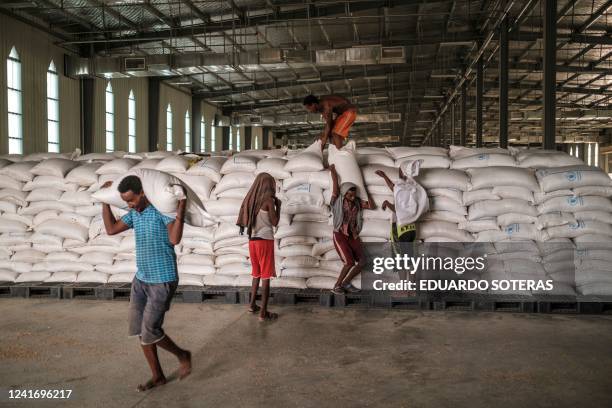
[168,81,193,85]
[209,100,229,103]
[233,80,255,84]
[297,77,321,82]
[260,99,280,103]
[368,96,388,100]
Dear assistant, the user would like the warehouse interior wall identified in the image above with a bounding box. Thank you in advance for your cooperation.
[92,77,148,153]
[200,101,218,152]
[158,83,191,152]
[0,13,80,155]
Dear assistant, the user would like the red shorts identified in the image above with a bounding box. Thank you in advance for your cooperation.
[249,239,276,279]
[332,110,356,139]
[333,231,364,266]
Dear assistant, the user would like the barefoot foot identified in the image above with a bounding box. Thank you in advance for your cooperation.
[179,350,192,380]
[137,376,166,392]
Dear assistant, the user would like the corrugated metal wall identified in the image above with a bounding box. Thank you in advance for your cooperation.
[0,13,80,154]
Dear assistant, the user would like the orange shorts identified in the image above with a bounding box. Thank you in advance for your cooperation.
[249,239,276,279]
[332,110,356,139]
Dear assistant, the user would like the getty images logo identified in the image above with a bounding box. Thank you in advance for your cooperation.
[372,254,487,276]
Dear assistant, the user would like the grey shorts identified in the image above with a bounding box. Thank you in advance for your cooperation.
[128,277,178,345]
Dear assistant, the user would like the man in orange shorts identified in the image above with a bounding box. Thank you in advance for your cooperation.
[303,94,357,150]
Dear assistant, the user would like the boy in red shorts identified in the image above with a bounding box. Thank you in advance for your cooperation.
[237,173,281,321]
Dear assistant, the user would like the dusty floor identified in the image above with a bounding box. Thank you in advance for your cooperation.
[0,298,611,408]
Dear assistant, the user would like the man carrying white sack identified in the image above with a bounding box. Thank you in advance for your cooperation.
[376,160,428,294]
[330,164,373,295]
[100,176,192,392]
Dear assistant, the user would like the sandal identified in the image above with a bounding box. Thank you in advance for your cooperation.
[259,312,278,322]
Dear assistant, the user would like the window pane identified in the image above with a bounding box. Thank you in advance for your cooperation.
[128,100,135,119]
[7,60,21,89]
[129,136,136,153]
[7,89,21,114]
[106,92,113,112]
[8,113,22,139]
[106,131,114,151]
[9,137,22,155]
[106,113,114,131]
[47,73,58,99]
[48,120,59,144]
[47,99,59,121]
[48,142,59,153]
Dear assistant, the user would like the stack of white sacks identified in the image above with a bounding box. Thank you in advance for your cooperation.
[0,144,611,296]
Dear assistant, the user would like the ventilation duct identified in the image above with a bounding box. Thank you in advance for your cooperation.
[64,55,90,78]
[232,112,401,126]
[65,46,406,79]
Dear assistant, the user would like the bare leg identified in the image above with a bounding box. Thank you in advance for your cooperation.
[249,277,260,313]
[332,132,344,150]
[156,335,192,380]
[335,264,353,288]
[259,279,277,321]
[138,343,167,391]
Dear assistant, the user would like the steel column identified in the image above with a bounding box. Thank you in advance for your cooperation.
[499,15,509,148]
[476,55,484,147]
[148,78,161,152]
[460,82,467,146]
[543,0,557,149]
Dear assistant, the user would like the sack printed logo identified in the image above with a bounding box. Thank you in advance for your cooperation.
[477,154,489,161]
[568,220,585,230]
[566,196,583,207]
[564,171,581,182]
[505,224,519,235]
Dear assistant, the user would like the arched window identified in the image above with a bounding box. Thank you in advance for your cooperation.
[47,60,59,152]
[236,127,241,152]
[166,104,173,151]
[587,143,592,166]
[569,146,573,156]
[128,90,136,153]
[594,143,599,167]
[184,111,191,152]
[574,145,579,158]
[7,47,23,154]
[200,117,205,152]
[105,82,114,152]
[211,122,217,152]
[228,128,233,150]
[254,134,259,149]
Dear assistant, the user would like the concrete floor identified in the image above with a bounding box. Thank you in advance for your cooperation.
[0,299,611,408]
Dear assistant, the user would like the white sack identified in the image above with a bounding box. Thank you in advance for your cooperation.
[536,165,612,192]
[30,158,78,177]
[327,141,367,200]
[283,140,324,172]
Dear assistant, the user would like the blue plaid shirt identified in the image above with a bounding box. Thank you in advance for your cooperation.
[121,205,178,284]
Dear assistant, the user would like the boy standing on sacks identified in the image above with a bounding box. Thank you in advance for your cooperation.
[329,164,373,295]
[236,173,281,322]
[100,176,192,392]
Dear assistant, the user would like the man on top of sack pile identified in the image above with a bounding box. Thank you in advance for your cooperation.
[303,94,357,150]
